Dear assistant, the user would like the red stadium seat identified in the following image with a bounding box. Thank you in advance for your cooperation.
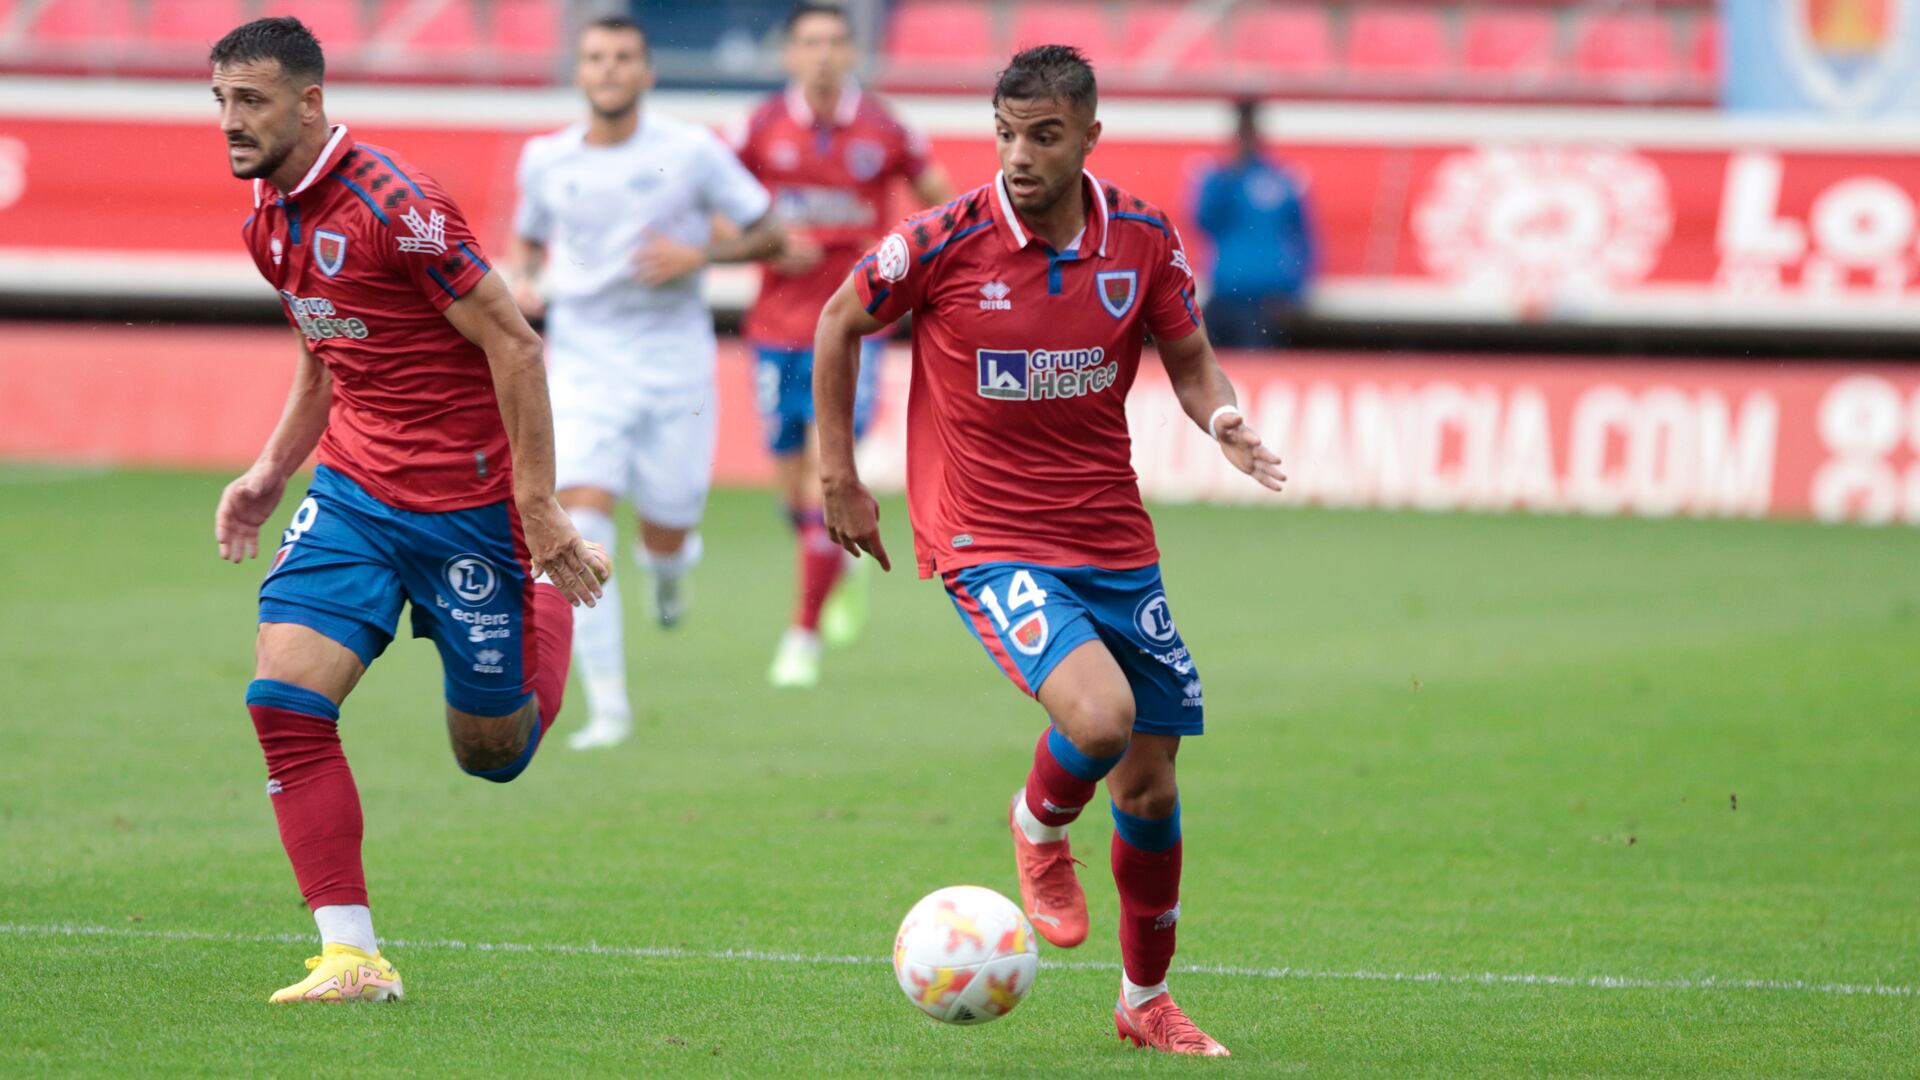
[886,0,998,69]
[1229,4,1334,78]
[372,0,480,63]
[1008,1,1115,64]
[1574,12,1677,84]
[259,1,367,59]
[492,0,562,60]
[1688,12,1721,84]
[1346,7,1452,78]
[1119,3,1226,80]
[1461,10,1558,80]
[29,0,135,46]
[144,0,246,48]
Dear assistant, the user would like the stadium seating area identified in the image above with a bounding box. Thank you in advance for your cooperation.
[0,0,1718,104]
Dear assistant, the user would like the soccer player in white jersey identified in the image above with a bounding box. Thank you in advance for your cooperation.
[510,16,783,750]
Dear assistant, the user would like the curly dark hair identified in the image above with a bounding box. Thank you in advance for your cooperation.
[209,16,325,84]
[993,44,1097,113]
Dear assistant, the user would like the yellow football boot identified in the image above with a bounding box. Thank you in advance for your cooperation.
[268,943,404,1004]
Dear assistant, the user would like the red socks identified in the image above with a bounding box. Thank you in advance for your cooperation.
[527,580,573,735]
[1024,727,1113,827]
[246,681,365,909]
[1111,804,1184,986]
[792,508,844,632]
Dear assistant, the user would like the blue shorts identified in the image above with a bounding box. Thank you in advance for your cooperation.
[944,562,1204,737]
[258,465,540,717]
[755,338,885,455]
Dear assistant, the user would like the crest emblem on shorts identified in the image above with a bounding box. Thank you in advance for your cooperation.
[1096,270,1137,318]
[1010,611,1049,655]
[877,232,910,282]
[845,139,886,182]
[1134,590,1177,645]
[443,554,500,605]
[314,229,348,277]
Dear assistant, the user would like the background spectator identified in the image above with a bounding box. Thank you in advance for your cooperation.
[1192,100,1315,348]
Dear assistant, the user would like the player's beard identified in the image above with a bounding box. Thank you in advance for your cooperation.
[590,91,640,124]
[228,133,293,181]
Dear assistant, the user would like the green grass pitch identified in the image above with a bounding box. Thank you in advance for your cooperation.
[2,467,1917,1077]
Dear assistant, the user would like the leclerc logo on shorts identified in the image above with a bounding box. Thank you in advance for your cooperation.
[443,554,500,605]
[1134,591,1177,645]
[976,347,1118,402]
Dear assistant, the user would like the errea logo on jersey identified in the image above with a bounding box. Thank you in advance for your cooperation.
[979,280,1012,311]
[280,290,369,341]
[976,347,1118,402]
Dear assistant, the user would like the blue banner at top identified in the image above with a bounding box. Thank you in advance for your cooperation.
[1724,0,1920,115]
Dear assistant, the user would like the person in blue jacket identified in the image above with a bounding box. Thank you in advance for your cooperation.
[1192,100,1315,348]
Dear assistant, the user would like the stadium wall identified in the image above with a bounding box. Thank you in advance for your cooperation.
[6,79,1920,332]
[6,323,1917,527]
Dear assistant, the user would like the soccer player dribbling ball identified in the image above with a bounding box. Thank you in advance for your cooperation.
[815,47,1285,1055]
[731,2,950,688]
[209,17,609,1003]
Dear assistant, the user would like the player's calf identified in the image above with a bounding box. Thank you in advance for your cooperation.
[446,698,542,782]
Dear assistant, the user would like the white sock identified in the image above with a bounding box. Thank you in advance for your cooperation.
[314,904,377,954]
[637,531,703,583]
[566,507,629,720]
[1123,974,1169,1009]
[1013,788,1069,843]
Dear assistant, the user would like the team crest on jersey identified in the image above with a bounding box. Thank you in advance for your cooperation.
[1096,270,1138,318]
[1010,611,1049,655]
[313,229,348,277]
[845,138,886,182]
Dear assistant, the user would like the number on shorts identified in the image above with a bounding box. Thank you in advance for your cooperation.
[281,496,319,545]
[979,570,1047,631]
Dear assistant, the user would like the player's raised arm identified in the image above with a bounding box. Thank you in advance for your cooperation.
[215,334,332,562]
[1155,325,1285,492]
[814,274,892,570]
[441,272,608,604]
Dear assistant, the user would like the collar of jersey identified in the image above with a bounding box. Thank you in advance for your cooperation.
[785,81,862,128]
[252,124,354,208]
[991,168,1109,257]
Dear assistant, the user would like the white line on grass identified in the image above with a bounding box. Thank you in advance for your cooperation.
[2,922,1913,1000]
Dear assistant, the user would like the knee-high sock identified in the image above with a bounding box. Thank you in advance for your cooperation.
[1111,802,1183,989]
[247,680,365,911]
[638,531,702,585]
[530,581,573,736]
[1021,726,1126,835]
[565,506,627,719]
[790,506,843,632]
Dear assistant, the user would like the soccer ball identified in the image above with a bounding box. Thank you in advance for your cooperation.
[891,885,1039,1025]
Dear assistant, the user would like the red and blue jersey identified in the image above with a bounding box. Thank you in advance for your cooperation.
[241,125,503,512]
[732,85,931,349]
[853,171,1203,578]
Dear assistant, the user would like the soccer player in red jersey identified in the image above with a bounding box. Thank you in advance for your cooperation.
[208,18,608,1002]
[816,47,1284,1055]
[731,2,950,687]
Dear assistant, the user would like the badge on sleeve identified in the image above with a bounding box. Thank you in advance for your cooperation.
[877,233,910,283]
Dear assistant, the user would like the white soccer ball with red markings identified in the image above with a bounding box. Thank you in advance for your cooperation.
[892,885,1039,1025]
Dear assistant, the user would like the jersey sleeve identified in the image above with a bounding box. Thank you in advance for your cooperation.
[382,175,493,312]
[699,129,773,228]
[851,220,931,325]
[1144,218,1203,341]
[512,138,552,244]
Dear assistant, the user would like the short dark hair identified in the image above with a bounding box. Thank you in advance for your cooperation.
[584,14,650,60]
[993,44,1097,113]
[787,2,852,35]
[209,16,325,84]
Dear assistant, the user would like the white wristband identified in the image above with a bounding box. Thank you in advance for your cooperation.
[1207,404,1242,441]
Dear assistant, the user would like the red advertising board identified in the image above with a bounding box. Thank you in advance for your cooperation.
[6,323,1917,526]
[5,88,1920,328]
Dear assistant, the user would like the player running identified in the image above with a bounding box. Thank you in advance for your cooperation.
[816,47,1283,1055]
[510,16,782,749]
[210,18,608,1002]
[731,2,949,688]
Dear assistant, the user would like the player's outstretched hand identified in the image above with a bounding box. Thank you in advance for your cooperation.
[520,497,610,606]
[215,466,288,563]
[633,231,707,287]
[1217,412,1287,492]
[822,476,891,572]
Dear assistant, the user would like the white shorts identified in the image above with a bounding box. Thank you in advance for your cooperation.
[549,355,717,530]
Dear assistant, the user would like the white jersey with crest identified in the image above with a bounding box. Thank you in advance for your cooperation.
[514,111,771,392]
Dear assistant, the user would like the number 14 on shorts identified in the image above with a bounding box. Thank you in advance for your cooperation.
[979,570,1050,655]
